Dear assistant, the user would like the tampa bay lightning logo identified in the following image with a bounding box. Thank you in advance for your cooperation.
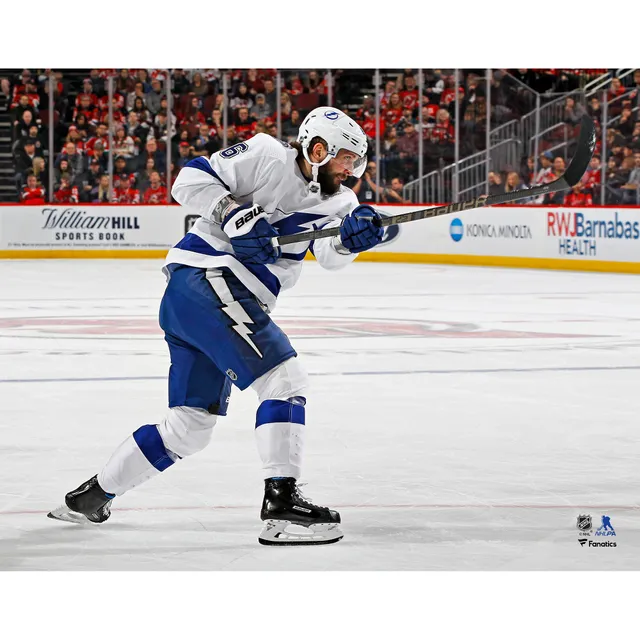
[376,211,400,246]
[324,111,339,120]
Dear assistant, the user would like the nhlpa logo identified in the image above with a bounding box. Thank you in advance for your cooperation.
[595,515,616,536]
[324,111,339,120]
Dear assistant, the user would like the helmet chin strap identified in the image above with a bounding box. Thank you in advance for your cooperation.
[303,145,332,194]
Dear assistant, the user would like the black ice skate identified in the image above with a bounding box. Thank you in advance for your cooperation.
[258,477,343,546]
[47,475,114,525]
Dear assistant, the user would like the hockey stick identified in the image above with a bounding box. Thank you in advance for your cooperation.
[276,114,596,247]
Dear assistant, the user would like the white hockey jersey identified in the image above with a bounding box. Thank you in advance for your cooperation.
[167,133,359,312]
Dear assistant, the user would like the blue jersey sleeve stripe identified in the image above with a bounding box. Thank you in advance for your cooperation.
[255,399,305,429]
[185,157,231,192]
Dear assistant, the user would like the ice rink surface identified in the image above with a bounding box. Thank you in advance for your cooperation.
[0,258,639,571]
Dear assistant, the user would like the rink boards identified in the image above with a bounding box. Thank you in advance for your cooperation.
[0,204,639,273]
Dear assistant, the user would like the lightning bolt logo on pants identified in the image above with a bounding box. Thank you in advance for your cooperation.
[206,271,263,358]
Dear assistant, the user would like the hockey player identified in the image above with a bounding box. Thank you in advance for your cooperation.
[48,107,383,545]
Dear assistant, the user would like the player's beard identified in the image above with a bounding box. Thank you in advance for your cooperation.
[317,163,344,195]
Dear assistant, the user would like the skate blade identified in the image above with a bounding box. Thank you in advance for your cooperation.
[258,520,343,546]
[47,505,100,526]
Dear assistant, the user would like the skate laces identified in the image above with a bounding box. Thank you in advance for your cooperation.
[294,483,326,509]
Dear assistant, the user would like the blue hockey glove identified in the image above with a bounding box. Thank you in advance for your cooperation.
[221,202,282,265]
[338,205,384,253]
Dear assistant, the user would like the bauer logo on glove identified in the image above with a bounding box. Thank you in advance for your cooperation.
[221,202,282,265]
[336,204,384,254]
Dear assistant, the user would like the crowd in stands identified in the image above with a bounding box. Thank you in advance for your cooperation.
[3,68,637,206]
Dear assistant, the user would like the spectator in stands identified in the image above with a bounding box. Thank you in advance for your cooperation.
[608,77,626,101]
[618,107,636,138]
[606,128,626,159]
[74,93,99,127]
[11,94,37,129]
[564,182,593,206]
[250,93,272,122]
[399,74,419,111]
[266,122,278,138]
[116,69,135,95]
[191,123,220,157]
[563,97,586,125]
[488,171,503,196]
[282,109,301,141]
[146,79,164,114]
[65,126,85,156]
[13,109,36,144]
[126,82,148,111]
[88,69,105,95]
[521,156,535,186]
[171,69,190,95]
[189,72,209,98]
[93,174,111,203]
[85,123,110,157]
[583,155,602,195]
[233,107,256,140]
[137,157,158,194]
[80,158,103,202]
[15,123,44,156]
[112,125,136,160]
[381,176,405,203]
[263,78,277,113]
[92,142,108,173]
[504,171,524,193]
[534,151,554,185]
[279,92,292,121]
[136,69,151,93]
[74,113,91,139]
[32,156,48,190]
[587,96,602,123]
[126,111,149,149]
[131,96,152,126]
[15,139,41,188]
[245,69,265,96]
[152,111,176,145]
[628,122,640,150]
[112,173,140,204]
[620,151,640,204]
[176,141,193,170]
[21,174,46,204]
[384,93,403,125]
[231,83,253,111]
[53,176,79,203]
[307,70,327,96]
[211,108,224,133]
[543,157,567,204]
[396,121,419,179]
[113,155,129,178]
[142,171,168,204]
[54,159,76,190]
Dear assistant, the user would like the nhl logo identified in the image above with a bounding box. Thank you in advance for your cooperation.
[576,515,592,534]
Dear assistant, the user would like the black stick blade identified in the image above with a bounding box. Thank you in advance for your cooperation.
[562,114,597,187]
